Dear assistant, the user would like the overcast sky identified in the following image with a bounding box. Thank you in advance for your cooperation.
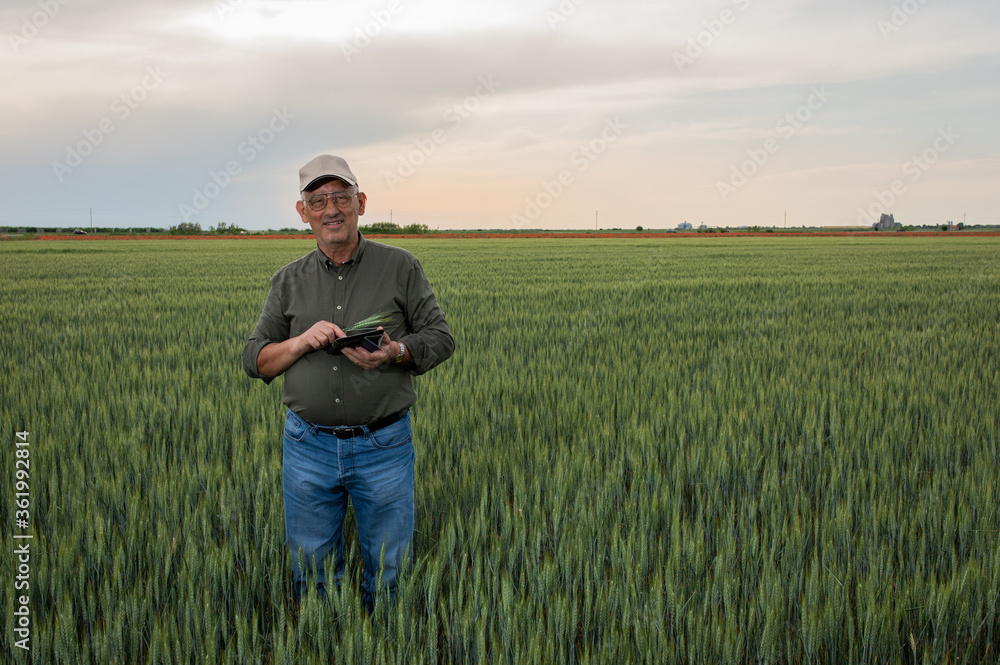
[2,0,998,230]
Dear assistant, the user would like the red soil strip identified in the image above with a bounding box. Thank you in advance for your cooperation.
[37,231,1000,241]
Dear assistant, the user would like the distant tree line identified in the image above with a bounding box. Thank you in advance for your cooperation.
[361,222,430,234]
[163,221,430,235]
[167,222,251,235]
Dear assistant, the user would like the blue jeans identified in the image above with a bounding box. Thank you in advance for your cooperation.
[282,409,415,609]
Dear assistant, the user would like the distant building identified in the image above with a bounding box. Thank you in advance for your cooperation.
[698,223,708,230]
[677,222,693,230]
[874,213,901,230]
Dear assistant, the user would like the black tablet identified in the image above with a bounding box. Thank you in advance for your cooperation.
[328,328,384,355]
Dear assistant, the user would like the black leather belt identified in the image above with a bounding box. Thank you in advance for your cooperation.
[316,410,407,439]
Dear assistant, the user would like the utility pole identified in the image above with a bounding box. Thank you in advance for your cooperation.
[390,209,393,224]
[595,210,598,230]
[784,211,787,229]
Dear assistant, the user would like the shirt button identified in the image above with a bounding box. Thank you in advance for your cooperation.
[333,366,339,371]
[336,305,342,310]
[338,276,343,281]
[335,398,341,403]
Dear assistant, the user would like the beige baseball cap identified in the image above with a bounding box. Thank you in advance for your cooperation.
[299,154,358,192]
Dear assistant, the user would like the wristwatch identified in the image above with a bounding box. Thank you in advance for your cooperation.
[394,341,406,363]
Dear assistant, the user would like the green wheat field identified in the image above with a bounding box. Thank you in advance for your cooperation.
[2,237,998,664]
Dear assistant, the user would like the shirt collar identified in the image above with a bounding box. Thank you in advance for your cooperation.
[316,232,367,269]
[353,232,368,263]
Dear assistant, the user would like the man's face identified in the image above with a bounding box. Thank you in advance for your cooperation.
[296,178,367,254]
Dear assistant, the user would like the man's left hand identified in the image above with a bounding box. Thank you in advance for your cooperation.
[341,329,396,370]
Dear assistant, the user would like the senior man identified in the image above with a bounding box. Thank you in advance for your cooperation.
[242,154,454,611]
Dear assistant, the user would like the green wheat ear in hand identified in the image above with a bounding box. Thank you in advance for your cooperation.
[343,311,400,333]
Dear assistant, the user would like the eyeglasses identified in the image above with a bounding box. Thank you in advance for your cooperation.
[304,191,356,211]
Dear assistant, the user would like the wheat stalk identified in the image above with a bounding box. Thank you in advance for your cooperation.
[343,310,400,332]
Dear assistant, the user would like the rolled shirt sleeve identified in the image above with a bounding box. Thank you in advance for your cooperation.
[399,256,455,376]
[241,276,290,384]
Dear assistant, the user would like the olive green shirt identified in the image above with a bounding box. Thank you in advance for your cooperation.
[242,234,454,427]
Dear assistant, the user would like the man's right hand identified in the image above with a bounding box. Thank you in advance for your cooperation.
[295,320,345,354]
[258,320,346,378]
